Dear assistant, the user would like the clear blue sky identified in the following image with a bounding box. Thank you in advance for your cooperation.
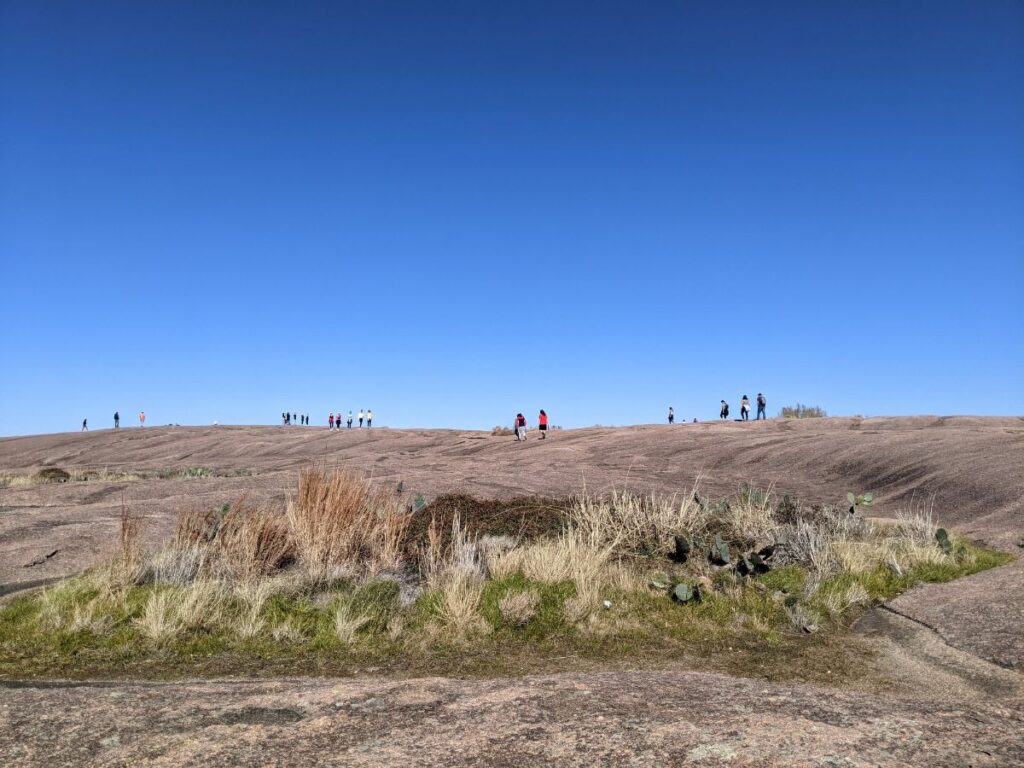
[1,1,1022,435]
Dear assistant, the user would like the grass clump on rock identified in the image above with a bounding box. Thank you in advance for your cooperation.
[0,471,1011,680]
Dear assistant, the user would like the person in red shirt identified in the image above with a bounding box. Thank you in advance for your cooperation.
[329,413,335,430]
[538,409,548,439]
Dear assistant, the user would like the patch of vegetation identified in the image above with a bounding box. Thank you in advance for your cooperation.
[155,467,256,480]
[779,404,828,418]
[0,467,143,488]
[0,471,1011,681]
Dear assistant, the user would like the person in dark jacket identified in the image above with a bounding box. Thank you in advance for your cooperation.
[720,400,729,420]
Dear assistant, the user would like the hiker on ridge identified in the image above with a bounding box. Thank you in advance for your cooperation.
[367,409,373,428]
[740,395,750,421]
[347,411,353,428]
[668,407,674,425]
[114,412,119,429]
[82,418,88,431]
[515,413,527,441]
[139,411,146,427]
[358,410,364,428]
[538,409,548,438]
[719,400,729,420]
[329,413,335,430]
[756,393,766,420]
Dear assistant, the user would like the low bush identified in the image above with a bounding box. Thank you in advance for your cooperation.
[779,404,827,419]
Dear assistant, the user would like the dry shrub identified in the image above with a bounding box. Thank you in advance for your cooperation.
[896,506,938,545]
[718,490,778,544]
[499,590,540,627]
[571,489,696,555]
[113,502,144,586]
[421,513,482,586]
[778,520,835,574]
[214,498,294,580]
[491,426,514,436]
[146,544,209,586]
[288,468,411,579]
[175,505,225,547]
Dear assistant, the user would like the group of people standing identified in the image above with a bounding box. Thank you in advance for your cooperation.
[328,410,372,429]
[282,413,309,425]
[719,393,767,421]
[667,393,767,424]
[513,410,548,441]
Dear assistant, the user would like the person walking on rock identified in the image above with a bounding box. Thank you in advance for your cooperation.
[538,409,548,438]
[358,410,364,428]
[139,411,146,427]
[515,413,527,441]
[668,407,674,425]
[719,400,729,420]
[347,411,353,429]
[740,395,750,421]
[367,409,373,428]
[82,418,88,431]
[756,393,767,420]
[329,413,335,430]
[114,411,120,429]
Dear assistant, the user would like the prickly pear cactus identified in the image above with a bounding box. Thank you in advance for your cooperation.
[672,582,696,604]
[650,571,670,590]
[709,534,731,566]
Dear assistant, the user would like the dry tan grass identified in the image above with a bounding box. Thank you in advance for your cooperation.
[488,526,613,586]
[113,503,144,587]
[334,603,371,644]
[146,544,209,586]
[177,581,227,631]
[135,590,183,644]
[718,490,778,544]
[571,489,696,555]
[214,499,294,580]
[436,571,486,635]
[498,590,540,627]
[288,468,411,579]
